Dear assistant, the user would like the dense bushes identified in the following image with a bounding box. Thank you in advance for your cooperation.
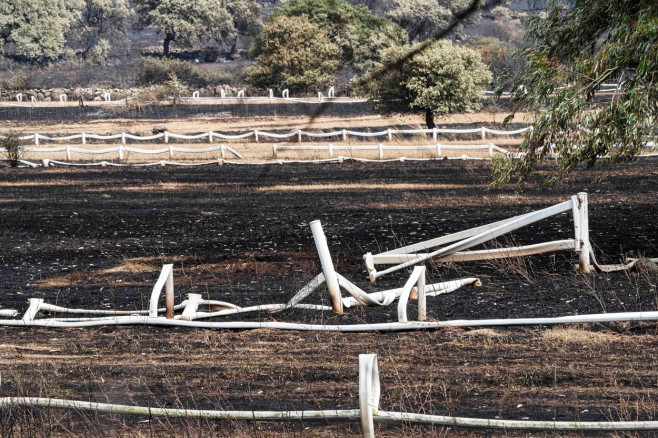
[137,58,234,88]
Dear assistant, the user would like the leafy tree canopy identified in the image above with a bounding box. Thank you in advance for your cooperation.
[492,0,658,187]
[136,0,260,57]
[246,16,339,93]
[68,0,132,62]
[387,0,479,43]
[357,39,492,128]
[266,0,407,74]
[0,0,84,61]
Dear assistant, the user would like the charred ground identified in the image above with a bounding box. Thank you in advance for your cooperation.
[0,158,657,436]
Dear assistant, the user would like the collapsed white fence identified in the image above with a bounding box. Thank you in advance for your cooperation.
[0,126,532,145]
[364,192,655,282]
[1,209,656,331]
[3,353,658,435]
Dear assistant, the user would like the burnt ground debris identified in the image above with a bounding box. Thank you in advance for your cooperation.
[0,158,657,436]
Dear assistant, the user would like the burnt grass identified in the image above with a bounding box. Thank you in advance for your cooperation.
[0,158,657,437]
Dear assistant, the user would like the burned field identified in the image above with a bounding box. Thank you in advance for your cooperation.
[1,158,657,436]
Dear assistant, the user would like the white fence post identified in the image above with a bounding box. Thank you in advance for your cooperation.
[398,266,426,323]
[488,143,494,157]
[328,87,335,98]
[297,130,302,143]
[433,128,437,141]
[328,143,333,157]
[269,89,273,103]
[169,145,174,158]
[481,127,486,140]
[220,89,225,103]
[149,264,174,318]
[81,133,86,145]
[436,144,442,158]
[378,144,383,160]
[309,220,343,314]
[318,92,324,103]
[121,133,126,145]
[164,131,169,144]
[272,144,278,158]
[208,132,213,143]
[192,91,200,99]
[359,354,380,438]
[254,130,259,143]
[220,144,226,159]
[342,129,347,142]
[59,94,67,102]
[237,90,245,99]
[576,192,591,273]
[34,134,39,146]
[387,129,392,142]
[66,145,71,161]
[16,93,22,102]
[118,145,124,160]
[282,89,289,99]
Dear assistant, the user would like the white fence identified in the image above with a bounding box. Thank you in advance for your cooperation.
[273,143,508,159]
[3,353,658,435]
[363,192,656,282]
[1,144,244,161]
[0,126,532,145]
[1,214,656,330]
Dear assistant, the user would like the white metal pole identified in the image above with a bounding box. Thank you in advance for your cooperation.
[359,354,380,438]
[577,192,591,273]
[309,220,343,314]
[165,268,174,319]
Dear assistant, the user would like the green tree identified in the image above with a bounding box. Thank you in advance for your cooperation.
[68,0,132,61]
[136,0,260,57]
[0,0,83,61]
[357,39,492,129]
[246,16,339,93]
[267,0,407,74]
[492,0,658,187]
[387,0,479,43]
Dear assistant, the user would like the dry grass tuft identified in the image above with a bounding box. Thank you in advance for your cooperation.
[102,260,159,274]
[541,327,618,345]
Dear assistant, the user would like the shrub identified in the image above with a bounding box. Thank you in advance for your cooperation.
[1,132,24,167]
[137,57,235,89]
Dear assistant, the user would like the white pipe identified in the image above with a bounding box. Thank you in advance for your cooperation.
[3,311,658,331]
[397,266,425,323]
[369,240,577,265]
[309,220,343,313]
[577,192,592,273]
[0,398,359,421]
[359,354,380,438]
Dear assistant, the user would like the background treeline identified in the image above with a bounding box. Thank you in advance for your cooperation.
[0,0,545,93]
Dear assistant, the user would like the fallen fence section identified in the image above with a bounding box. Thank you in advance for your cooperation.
[364,192,657,282]
[3,354,658,437]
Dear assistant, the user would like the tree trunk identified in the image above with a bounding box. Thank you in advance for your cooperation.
[425,109,435,130]
[163,35,173,57]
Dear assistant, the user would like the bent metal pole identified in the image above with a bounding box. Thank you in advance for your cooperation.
[310,220,344,313]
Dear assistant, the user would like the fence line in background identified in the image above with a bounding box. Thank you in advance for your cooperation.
[0,126,533,145]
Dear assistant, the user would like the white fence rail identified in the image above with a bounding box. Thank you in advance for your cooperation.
[3,353,658,436]
[0,144,244,160]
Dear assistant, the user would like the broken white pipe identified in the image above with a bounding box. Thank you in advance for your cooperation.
[310,220,343,313]
[5,311,658,331]
[397,266,426,323]
[148,264,174,318]
[0,309,18,318]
